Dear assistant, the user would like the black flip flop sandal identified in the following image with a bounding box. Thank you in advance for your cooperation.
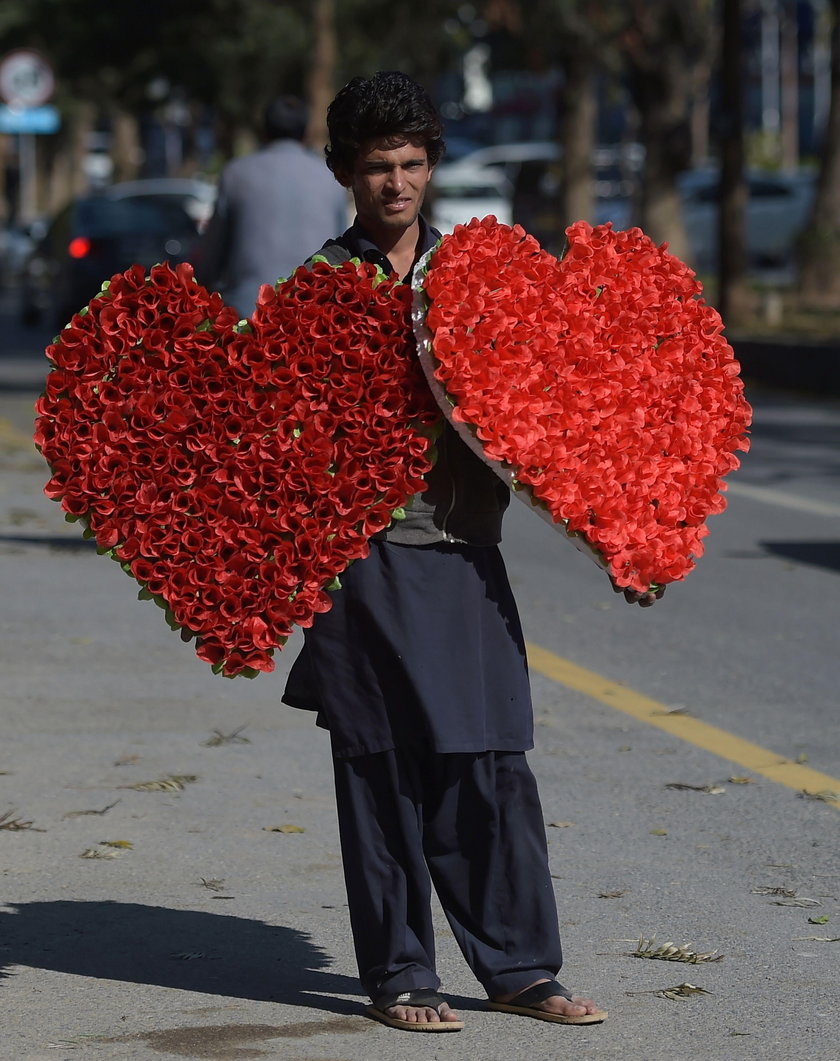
[488,980,608,1024]
[367,988,465,1032]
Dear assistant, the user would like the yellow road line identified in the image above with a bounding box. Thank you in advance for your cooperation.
[526,641,840,807]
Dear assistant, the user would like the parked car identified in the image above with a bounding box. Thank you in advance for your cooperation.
[440,140,644,195]
[438,140,643,254]
[20,194,202,326]
[438,140,561,185]
[106,177,217,231]
[430,165,513,234]
[0,218,46,286]
[677,167,816,272]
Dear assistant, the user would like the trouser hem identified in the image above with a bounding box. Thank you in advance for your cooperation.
[482,968,561,999]
[366,966,443,1002]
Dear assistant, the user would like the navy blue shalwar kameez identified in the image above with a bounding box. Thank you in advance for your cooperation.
[282,218,564,1001]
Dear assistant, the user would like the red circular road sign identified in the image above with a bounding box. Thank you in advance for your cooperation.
[0,49,55,108]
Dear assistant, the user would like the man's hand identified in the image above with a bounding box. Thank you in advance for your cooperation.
[610,578,666,608]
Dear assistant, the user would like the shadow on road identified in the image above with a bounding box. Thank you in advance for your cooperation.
[0,534,96,551]
[0,900,362,1014]
[760,540,840,574]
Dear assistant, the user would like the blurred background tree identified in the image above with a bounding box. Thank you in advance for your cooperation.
[798,0,840,302]
[1,0,837,326]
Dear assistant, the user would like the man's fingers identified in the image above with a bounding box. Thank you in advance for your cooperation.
[611,579,667,606]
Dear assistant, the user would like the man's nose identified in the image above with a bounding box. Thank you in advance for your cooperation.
[386,168,406,192]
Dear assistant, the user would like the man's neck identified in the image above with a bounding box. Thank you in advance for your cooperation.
[366,220,421,276]
[366,216,419,255]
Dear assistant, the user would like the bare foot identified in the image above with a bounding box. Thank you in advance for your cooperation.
[494,978,606,1020]
[384,1000,461,1025]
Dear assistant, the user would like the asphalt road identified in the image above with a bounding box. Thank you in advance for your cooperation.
[1,290,838,1061]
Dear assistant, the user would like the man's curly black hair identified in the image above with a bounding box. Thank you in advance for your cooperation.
[325,71,445,177]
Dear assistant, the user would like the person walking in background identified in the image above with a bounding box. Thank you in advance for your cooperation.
[195,95,348,316]
[281,69,660,1034]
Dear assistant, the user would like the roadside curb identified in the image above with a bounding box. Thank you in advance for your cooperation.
[731,335,840,397]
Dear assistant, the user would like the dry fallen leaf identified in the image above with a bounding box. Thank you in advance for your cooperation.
[771,897,821,908]
[665,783,725,794]
[100,839,133,849]
[263,824,305,834]
[548,820,575,828]
[63,800,120,819]
[798,789,840,803]
[202,726,251,747]
[632,936,724,963]
[728,776,754,785]
[751,886,797,897]
[0,808,37,831]
[120,775,198,792]
[656,982,711,1000]
[650,828,668,836]
[80,847,120,859]
[628,982,711,1001]
[198,877,226,891]
[598,890,627,899]
[791,935,840,942]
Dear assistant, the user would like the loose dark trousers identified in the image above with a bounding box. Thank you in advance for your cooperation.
[332,745,564,1001]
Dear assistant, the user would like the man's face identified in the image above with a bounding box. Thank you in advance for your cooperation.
[338,137,433,239]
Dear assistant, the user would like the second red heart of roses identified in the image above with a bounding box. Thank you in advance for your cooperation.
[416,217,752,593]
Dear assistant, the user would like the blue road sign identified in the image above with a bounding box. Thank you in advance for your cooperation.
[0,104,60,134]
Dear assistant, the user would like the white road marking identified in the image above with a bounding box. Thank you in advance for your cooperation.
[727,481,840,519]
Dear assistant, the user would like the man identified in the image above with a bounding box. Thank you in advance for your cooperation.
[196,95,348,316]
[283,70,661,1033]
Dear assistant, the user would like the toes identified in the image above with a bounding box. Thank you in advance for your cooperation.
[388,1004,447,1024]
[539,996,597,1017]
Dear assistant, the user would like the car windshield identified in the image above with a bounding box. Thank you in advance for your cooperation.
[75,198,197,237]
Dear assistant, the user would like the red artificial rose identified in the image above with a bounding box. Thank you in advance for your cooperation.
[417,216,752,593]
[35,258,439,675]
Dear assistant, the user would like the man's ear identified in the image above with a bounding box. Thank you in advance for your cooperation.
[334,169,353,189]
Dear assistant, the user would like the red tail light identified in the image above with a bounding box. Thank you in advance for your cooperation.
[68,236,92,259]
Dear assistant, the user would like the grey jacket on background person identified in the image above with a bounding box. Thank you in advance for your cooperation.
[196,99,348,316]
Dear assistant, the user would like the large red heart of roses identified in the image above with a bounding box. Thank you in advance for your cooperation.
[34,260,439,676]
[414,217,752,593]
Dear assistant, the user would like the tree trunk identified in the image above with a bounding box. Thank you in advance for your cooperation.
[718,0,751,325]
[634,70,692,260]
[45,100,98,212]
[798,0,840,302]
[622,2,700,261]
[109,107,143,183]
[691,58,712,166]
[306,0,336,151]
[561,53,596,226]
[780,0,799,169]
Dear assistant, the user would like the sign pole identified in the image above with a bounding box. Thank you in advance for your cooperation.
[18,132,37,223]
[0,49,57,224]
